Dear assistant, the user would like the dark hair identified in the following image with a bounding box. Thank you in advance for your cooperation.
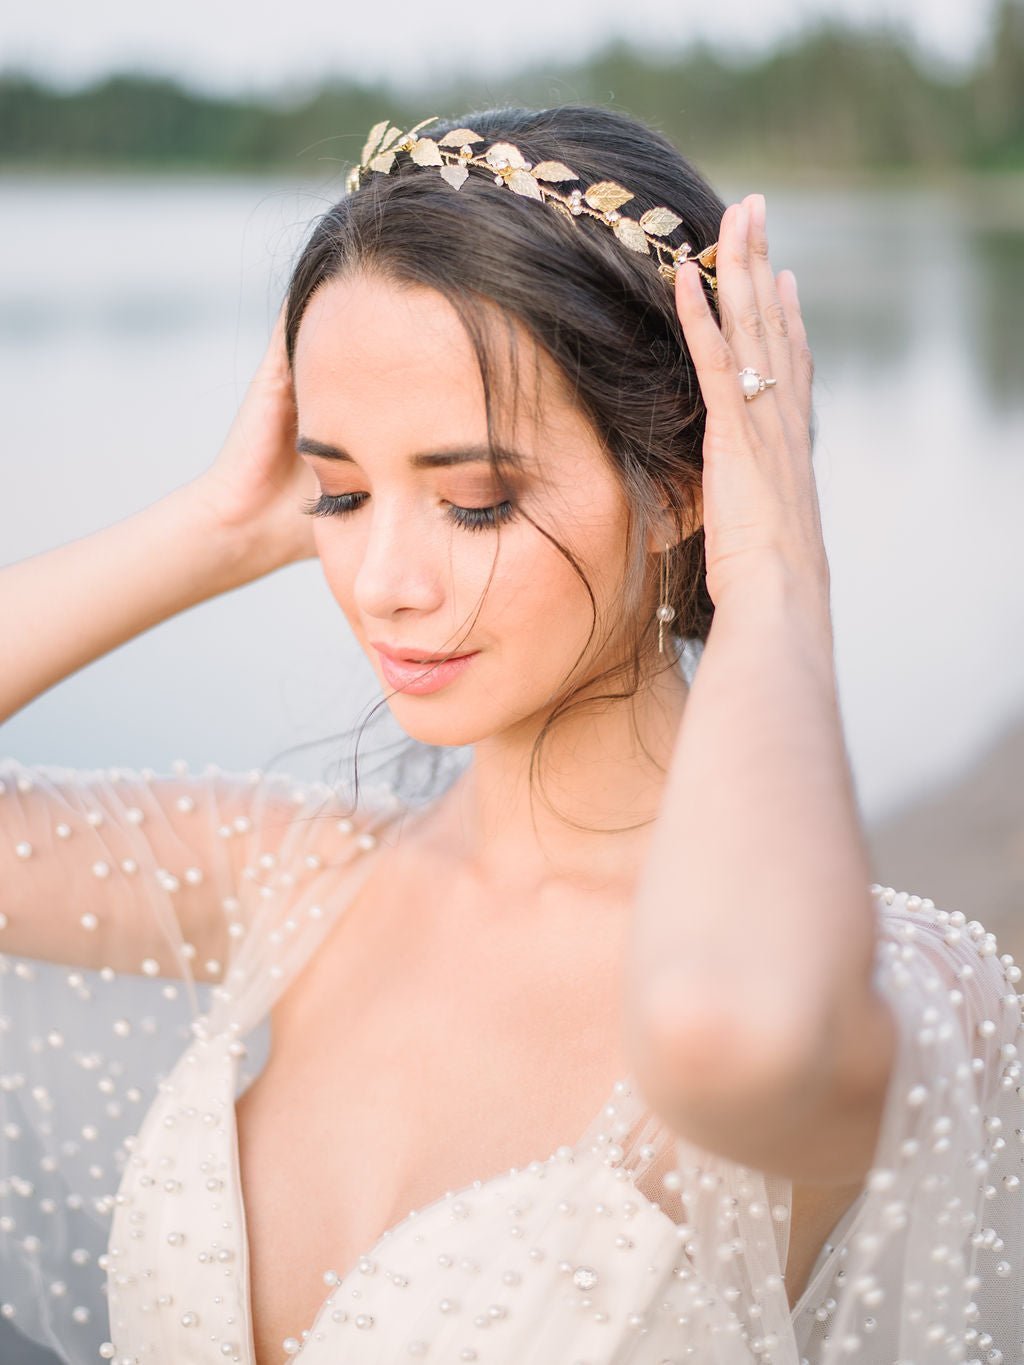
[281,102,724,830]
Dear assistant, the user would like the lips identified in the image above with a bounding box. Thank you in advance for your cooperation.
[371,643,480,696]
[371,641,475,664]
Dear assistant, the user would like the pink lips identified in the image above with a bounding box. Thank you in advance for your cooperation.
[371,644,479,696]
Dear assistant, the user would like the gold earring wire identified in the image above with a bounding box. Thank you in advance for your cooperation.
[656,542,676,655]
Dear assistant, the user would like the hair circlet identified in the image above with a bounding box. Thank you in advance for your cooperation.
[346,115,720,307]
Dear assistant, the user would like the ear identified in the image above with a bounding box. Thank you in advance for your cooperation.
[645,485,704,553]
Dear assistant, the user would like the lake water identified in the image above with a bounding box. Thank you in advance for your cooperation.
[1,172,1022,825]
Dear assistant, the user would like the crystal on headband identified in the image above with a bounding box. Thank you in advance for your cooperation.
[344,115,719,303]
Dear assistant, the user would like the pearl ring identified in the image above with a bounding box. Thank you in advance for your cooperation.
[738,366,778,401]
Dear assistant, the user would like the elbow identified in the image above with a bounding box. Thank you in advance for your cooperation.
[627,973,823,1125]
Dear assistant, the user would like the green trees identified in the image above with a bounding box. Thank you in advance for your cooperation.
[1,3,1020,176]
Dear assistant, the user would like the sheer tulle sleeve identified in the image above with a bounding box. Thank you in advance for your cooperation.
[791,886,1024,1362]
[0,756,379,985]
[615,884,1024,1363]
[0,756,405,1364]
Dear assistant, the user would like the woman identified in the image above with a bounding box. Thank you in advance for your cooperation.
[1,104,1020,1364]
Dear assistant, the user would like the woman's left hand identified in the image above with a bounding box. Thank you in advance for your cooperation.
[674,192,830,615]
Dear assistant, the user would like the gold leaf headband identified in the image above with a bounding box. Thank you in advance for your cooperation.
[345,115,720,307]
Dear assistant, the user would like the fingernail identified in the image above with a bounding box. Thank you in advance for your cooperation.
[679,259,701,292]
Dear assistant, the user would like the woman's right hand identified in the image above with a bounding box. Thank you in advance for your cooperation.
[189,301,319,579]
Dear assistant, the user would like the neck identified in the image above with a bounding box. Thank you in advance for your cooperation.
[428,652,690,899]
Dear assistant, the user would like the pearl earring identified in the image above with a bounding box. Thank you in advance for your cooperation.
[656,542,676,655]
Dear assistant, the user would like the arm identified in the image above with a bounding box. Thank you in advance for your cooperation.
[0,482,259,725]
[0,307,370,980]
[1,304,313,727]
[625,193,892,1182]
[0,756,391,980]
[628,570,894,1182]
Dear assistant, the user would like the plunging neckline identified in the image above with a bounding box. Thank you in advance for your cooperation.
[224,1044,869,1363]
[225,1035,872,1364]
[226,1049,634,1365]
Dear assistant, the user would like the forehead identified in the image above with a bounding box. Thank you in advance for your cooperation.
[294,273,480,393]
[291,272,588,459]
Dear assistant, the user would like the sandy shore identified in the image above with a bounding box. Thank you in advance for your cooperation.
[866,710,1024,961]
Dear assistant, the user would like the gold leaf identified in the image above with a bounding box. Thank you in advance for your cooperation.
[368,150,397,174]
[360,119,391,165]
[612,217,650,255]
[507,168,543,200]
[639,206,683,237]
[584,180,634,213]
[408,116,441,138]
[377,124,406,154]
[485,141,530,170]
[438,127,485,146]
[696,242,718,270]
[531,160,577,183]
[409,137,443,166]
[439,163,469,190]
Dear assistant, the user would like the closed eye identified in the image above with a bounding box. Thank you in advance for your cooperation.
[301,492,517,533]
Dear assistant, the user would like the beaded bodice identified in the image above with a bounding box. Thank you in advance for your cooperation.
[108,1034,697,1364]
[2,756,1023,1365]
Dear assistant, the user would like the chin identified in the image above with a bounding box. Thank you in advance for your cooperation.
[379,677,544,750]
[384,705,497,749]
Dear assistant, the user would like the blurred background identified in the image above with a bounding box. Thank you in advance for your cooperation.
[1,2,1023,1351]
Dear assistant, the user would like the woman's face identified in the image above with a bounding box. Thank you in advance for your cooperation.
[292,271,649,748]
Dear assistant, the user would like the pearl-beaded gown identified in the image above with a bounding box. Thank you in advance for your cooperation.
[1,755,1022,1365]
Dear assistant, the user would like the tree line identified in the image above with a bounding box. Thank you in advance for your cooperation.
[1,2,1021,176]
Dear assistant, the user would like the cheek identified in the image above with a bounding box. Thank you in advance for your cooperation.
[485,525,613,653]
[313,525,361,617]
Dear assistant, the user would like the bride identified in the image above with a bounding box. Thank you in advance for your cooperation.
[1,104,1021,1365]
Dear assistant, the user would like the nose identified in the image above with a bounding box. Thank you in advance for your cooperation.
[352,503,447,622]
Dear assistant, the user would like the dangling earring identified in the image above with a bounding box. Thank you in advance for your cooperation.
[656,542,676,655]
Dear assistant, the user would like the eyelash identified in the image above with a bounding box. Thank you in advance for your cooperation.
[301,492,517,533]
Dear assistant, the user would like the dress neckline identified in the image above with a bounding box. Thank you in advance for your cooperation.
[226,1048,634,1365]
[224,1040,868,1363]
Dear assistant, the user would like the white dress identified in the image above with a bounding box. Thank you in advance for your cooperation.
[0,754,1022,1365]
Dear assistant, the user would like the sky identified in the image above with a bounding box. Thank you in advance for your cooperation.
[0,0,999,96]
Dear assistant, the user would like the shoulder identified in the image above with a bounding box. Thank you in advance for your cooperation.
[869,882,1022,1107]
[870,882,1016,986]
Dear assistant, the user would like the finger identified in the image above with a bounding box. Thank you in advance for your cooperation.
[776,270,814,418]
[715,198,772,381]
[261,297,292,382]
[674,239,751,432]
[746,195,792,393]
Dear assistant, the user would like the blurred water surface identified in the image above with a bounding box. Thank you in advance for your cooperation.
[1,171,1022,823]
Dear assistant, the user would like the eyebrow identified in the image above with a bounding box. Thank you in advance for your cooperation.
[296,436,527,471]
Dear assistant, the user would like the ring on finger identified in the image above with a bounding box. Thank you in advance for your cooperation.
[738,366,778,402]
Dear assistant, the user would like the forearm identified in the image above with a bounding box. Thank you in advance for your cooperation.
[0,481,254,724]
[629,559,878,1107]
